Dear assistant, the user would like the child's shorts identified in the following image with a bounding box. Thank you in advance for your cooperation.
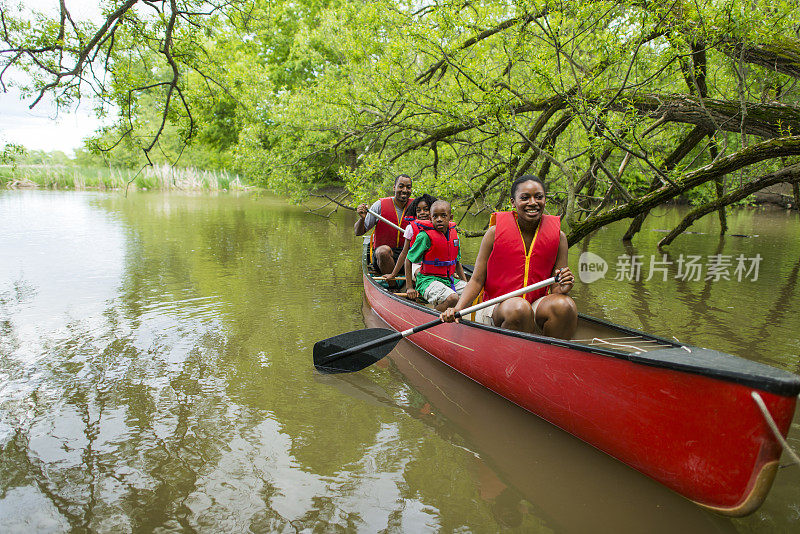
[422,279,467,306]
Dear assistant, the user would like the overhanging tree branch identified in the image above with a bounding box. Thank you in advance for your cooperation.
[658,163,800,247]
[568,136,800,243]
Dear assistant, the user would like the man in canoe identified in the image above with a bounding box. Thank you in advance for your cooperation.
[441,175,577,339]
[355,174,414,275]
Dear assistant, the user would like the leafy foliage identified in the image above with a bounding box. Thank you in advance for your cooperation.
[3,0,800,242]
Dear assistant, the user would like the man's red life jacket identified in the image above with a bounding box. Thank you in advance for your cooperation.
[416,220,459,278]
[371,197,415,249]
[483,211,561,303]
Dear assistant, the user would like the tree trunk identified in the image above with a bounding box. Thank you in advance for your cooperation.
[714,177,728,234]
[568,135,800,244]
[621,125,709,241]
[707,138,728,234]
[537,113,574,181]
[605,93,800,138]
[658,164,800,247]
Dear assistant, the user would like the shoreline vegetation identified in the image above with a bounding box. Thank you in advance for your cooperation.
[2,167,795,215]
[0,164,251,192]
[2,2,800,247]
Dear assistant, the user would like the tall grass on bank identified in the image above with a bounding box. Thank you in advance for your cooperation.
[0,164,249,191]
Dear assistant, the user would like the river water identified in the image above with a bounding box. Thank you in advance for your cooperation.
[0,190,798,533]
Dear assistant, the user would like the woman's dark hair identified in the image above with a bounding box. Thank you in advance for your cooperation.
[510,175,546,199]
[410,193,437,216]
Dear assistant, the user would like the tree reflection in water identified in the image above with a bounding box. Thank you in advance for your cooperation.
[1,192,798,532]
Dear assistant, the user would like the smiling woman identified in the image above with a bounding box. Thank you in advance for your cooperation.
[442,175,577,339]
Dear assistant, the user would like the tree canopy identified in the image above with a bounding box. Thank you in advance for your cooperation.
[2,0,800,245]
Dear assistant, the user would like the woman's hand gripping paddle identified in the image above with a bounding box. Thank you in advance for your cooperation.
[313,274,558,373]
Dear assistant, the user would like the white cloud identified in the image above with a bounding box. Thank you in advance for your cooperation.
[0,87,108,155]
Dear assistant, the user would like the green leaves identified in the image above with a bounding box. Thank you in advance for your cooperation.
[5,0,800,238]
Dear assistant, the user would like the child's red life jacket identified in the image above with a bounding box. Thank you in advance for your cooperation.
[484,212,560,303]
[407,218,427,245]
[371,197,415,249]
[416,220,459,278]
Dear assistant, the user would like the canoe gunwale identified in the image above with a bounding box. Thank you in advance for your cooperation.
[362,242,800,397]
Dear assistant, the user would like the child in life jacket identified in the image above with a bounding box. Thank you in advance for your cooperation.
[405,200,467,311]
[383,193,437,284]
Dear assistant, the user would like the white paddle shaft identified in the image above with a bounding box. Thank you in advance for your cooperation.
[367,207,404,232]
[398,275,557,337]
[460,276,557,316]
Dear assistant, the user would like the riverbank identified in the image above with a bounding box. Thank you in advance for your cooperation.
[0,164,251,192]
[754,182,800,210]
[3,168,797,216]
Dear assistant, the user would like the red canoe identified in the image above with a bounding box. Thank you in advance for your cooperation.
[360,241,800,516]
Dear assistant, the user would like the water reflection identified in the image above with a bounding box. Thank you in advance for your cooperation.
[662,237,742,347]
[620,239,658,334]
[0,191,798,532]
[758,255,800,373]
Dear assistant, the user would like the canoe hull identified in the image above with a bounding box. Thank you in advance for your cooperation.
[363,274,797,515]
[365,307,737,532]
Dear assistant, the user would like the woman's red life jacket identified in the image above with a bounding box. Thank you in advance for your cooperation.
[371,197,415,249]
[483,212,561,303]
[416,220,459,278]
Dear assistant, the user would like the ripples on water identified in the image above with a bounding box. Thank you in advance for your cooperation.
[0,190,798,532]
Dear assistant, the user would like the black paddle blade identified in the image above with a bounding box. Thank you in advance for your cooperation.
[313,328,400,374]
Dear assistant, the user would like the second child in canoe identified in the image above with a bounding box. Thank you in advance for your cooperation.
[405,200,468,311]
[381,193,437,285]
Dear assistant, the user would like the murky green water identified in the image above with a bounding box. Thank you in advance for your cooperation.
[0,190,798,533]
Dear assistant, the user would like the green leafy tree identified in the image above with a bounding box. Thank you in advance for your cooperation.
[246,0,800,244]
[4,0,800,243]
[1,142,25,165]
[0,0,258,166]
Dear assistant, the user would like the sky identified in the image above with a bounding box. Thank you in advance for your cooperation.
[0,1,106,155]
[0,88,107,155]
